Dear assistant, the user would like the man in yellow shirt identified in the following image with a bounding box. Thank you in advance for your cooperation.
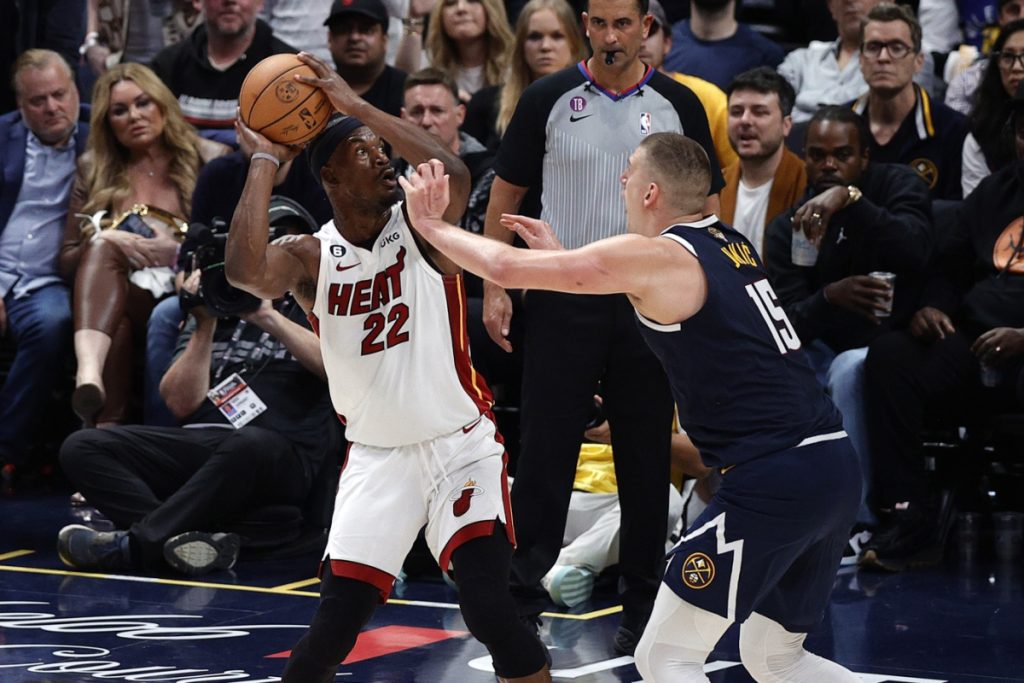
[640,0,738,171]
[542,404,711,608]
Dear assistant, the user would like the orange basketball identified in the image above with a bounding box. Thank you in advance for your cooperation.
[239,54,333,145]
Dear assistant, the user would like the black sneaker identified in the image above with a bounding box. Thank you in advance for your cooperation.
[163,531,240,576]
[57,524,133,572]
[859,504,942,572]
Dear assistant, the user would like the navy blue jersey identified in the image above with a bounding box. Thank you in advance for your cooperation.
[636,217,843,468]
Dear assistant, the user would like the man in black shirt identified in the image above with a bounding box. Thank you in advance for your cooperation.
[860,92,1024,572]
[765,106,931,558]
[326,0,407,117]
[56,208,336,577]
[150,0,295,142]
[851,3,967,200]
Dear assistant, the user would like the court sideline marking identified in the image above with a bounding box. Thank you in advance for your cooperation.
[0,552,619,620]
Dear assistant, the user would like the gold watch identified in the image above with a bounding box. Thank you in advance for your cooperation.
[846,185,863,205]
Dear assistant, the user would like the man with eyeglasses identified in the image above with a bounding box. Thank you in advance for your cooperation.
[851,2,968,200]
[946,0,1024,115]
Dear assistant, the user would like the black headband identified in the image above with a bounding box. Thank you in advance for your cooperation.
[308,114,367,184]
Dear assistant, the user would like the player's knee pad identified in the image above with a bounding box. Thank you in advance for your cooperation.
[301,574,379,665]
[738,612,859,683]
[456,573,517,646]
[633,585,730,682]
[452,531,547,679]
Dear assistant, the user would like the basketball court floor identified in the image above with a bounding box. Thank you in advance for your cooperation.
[1,486,1021,682]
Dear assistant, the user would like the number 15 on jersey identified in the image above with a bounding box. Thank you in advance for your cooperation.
[745,279,802,354]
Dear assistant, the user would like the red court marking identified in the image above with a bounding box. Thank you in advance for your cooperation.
[266,625,468,662]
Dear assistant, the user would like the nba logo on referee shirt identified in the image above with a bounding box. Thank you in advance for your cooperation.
[639,112,652,135]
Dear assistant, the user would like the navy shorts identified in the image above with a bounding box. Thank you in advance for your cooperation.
[664,433,860,633]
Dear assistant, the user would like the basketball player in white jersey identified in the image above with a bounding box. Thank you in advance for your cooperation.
[225,52,551,683]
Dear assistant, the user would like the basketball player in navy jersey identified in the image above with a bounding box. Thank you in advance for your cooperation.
[399,134,861,682]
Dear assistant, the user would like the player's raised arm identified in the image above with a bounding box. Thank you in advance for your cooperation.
[295,52,470,225]
[225,118,313,303]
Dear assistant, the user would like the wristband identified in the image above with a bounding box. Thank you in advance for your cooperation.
[251,152,281,168]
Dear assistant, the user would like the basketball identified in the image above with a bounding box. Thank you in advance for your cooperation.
[239,54,333,145]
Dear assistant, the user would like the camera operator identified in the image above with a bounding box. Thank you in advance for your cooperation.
[56,202,338,577]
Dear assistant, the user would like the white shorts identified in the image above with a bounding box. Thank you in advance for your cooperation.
[322,414,513,599]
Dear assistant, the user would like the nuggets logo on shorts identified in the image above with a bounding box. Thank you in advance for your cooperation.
[681,552,715,590]
[449,478,484,517]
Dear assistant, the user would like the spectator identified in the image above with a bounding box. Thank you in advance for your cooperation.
[662,0,785,90]
[396,0,514,101]
[0,50,88,482]
[150,0,295,140]
[946,0,1024,115]
[464,0,586,150]
[398,68,494,240]
[57,204,336,576]
[852,3,968,200]
[765,105,931,552]
[962,19,1024,195]
[144,125,333,426]
[326,0,408,117]
[481,0,723,655]
[721,67,806,255]
[640,0,737,170]
[81,0,202,77]
[59,63,230,427]
[262,0,334,61]
[778,0,883,124]
[860,84,1024,572]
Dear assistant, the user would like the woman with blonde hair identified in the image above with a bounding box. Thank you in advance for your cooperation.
[464,0,585,149]
[397,0,515,102]
[60,62,229,426]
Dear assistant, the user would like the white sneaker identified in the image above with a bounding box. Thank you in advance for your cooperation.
[841,529,873,567]
[542,565,595,607]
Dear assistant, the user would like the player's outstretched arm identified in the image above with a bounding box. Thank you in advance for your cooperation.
[294,52,470,224]
[226,118,313,303]
[401,161,693,314]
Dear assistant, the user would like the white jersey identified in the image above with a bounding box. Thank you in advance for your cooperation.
[310,202,492,447]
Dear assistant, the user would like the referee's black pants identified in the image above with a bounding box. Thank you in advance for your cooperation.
[510,291,674,622]
[60,424,323,569]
